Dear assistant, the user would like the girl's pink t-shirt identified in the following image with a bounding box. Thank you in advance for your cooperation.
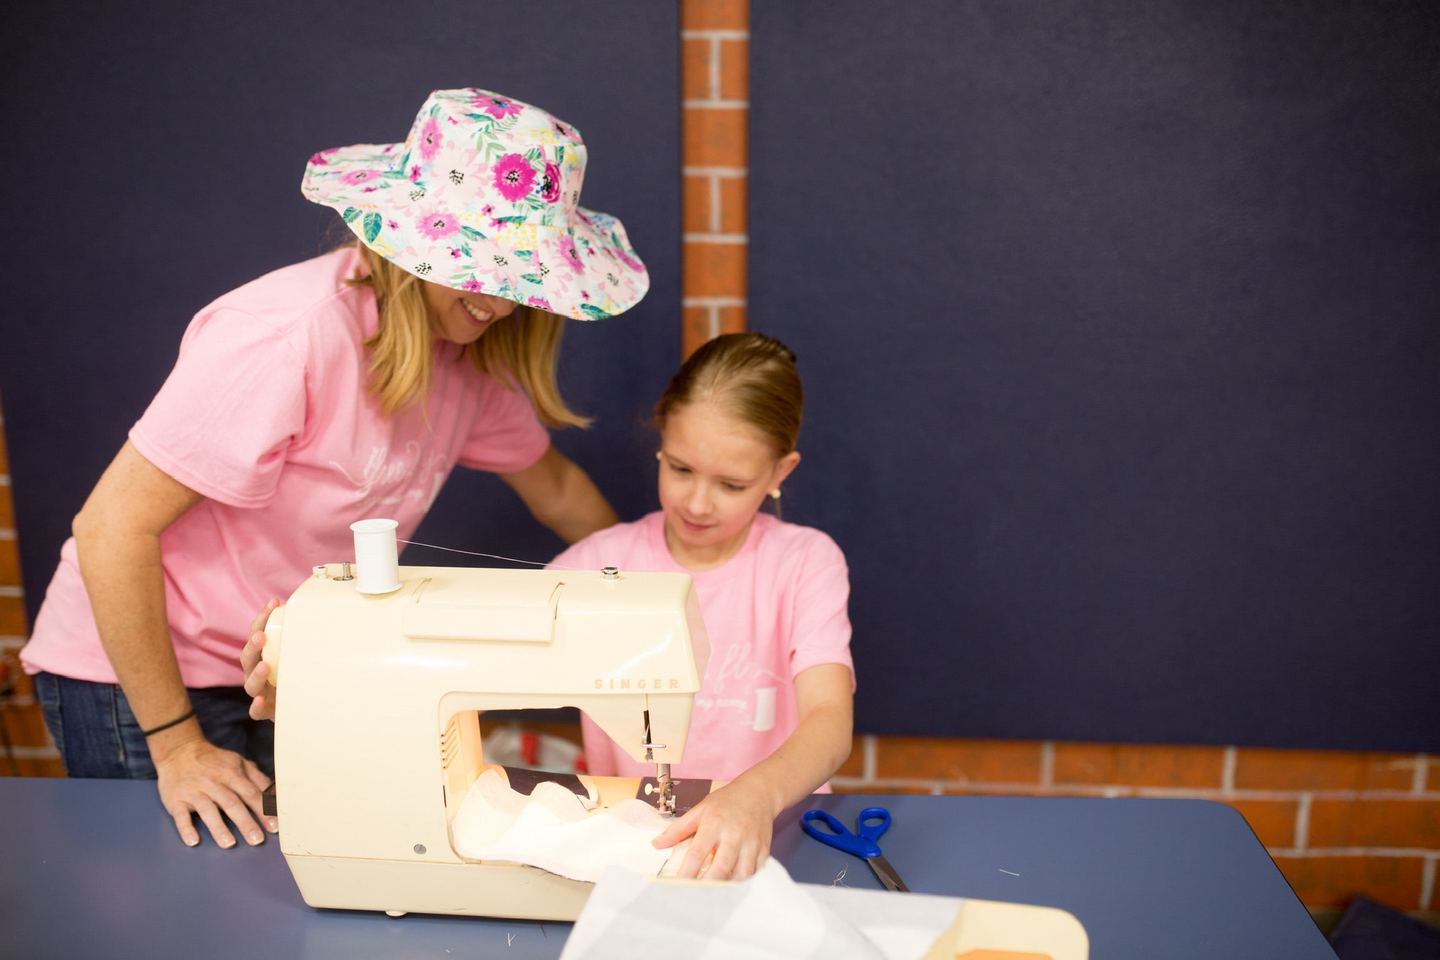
[553,511,854,784]
[22,248,550,688]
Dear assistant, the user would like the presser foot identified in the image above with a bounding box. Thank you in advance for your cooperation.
[636,776,711,817]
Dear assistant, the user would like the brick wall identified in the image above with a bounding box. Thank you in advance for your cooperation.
[0,0,1433,918]
[831,737,1438,912]
[0,392,62,776]
[681,0,749,358]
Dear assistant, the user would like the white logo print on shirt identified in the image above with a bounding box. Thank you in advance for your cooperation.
[330,442,449,511]
[698,643,785,732]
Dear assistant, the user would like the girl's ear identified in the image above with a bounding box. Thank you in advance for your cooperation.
[772,450,802,491]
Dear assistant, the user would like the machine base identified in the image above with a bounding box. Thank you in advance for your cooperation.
[286,853,594,922]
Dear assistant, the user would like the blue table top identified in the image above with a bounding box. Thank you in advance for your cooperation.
[0,777,1334,959]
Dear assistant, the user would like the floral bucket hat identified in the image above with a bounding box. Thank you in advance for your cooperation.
[302,89,648,320]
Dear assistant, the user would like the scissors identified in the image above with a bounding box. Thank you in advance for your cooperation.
[800,806,909,892]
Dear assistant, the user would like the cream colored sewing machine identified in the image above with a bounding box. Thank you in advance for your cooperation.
[261,538,711,922]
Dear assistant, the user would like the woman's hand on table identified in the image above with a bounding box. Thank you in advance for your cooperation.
[151,727,277,847]
[651,779,777,881]
[241,598,280,721]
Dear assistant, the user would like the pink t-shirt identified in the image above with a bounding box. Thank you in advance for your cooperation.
[22,248,550,688]
[554,511,853,783]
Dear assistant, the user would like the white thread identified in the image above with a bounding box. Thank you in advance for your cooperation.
[351,519,402,594]
[832,867,848,887]
[999,868,1020,877]
[396,537,590,571]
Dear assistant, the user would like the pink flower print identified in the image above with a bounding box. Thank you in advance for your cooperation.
[614,248,644,273]
[481,204,495,216]
[551,235,585,274]
[492,154,536,201]
[416,210,460,240]
[387,219,399,230]
[340,169,382,186]
[309,152,330,166]
[539,162,562,203]
[418,117,443,162]
[474,95,524,120]
[463,279,484,292]
[449,247,463,259]
[361,186,377,193]
[409,165,422,183]
[528,296,552,311]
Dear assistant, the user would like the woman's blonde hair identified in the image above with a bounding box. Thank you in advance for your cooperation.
[655,332,803,456]
[347,243,588,428]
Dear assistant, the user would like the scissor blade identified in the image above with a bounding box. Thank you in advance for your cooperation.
[866,854,909,893]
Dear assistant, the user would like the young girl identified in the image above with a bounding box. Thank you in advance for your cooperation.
[552,332,855,882]
[21,88,649,852]
[243,332,854,880]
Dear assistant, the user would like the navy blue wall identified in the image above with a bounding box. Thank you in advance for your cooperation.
[0,1,679,604]
[750,1,1440,750]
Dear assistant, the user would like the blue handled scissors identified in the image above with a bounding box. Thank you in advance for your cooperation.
[800,806,909,892]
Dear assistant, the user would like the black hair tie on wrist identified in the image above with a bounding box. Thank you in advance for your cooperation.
[141,708,196,738]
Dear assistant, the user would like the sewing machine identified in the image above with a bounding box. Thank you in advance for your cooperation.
[260,524,711,922]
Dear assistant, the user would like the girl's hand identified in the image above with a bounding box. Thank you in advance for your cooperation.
[241,598,281,721]
[651,780,777,881]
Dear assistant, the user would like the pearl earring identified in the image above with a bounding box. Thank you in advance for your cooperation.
[655,451,662,461]
[770,488,782,499]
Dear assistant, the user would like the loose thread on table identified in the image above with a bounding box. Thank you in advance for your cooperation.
[999,868,1020,876]
[833,867,848,887]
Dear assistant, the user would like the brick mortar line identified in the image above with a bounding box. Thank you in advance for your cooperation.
[2,693,36,707]
[0,635,28,646]
[684,166,747,176]
[683,296,747,307]
[684,233,748,243]
[4,745,59,758]
[708,36,721,101]
[0,474,11,485]
[1422,855,1436,911]
[0,585,24,597]
[862,735,877,781]
[1417,755,1430,795]
[708,176,721,233]
[683,100,749,109]
[681,29,748,40]
[1039,740,1054,788]
[0,528,16,539]
[1222,745,1237,793]
[1295,793,1312,851]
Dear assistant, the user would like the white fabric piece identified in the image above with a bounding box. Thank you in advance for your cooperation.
[451,769,673,883]
[560,858,966,960]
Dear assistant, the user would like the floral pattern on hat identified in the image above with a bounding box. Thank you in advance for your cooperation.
[301,88,648,320]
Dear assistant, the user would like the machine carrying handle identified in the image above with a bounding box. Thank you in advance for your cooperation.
[801,808,883,858]
[260,604,285,685]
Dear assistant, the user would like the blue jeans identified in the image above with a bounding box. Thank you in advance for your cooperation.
[33,672,274,780]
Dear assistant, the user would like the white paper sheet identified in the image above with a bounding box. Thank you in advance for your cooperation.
[560,858,966,960]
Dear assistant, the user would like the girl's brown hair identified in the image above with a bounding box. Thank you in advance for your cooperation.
[348,243,588,428]
[655,332,803,456]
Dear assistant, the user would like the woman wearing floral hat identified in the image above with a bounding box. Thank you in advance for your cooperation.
[19,90,650,850]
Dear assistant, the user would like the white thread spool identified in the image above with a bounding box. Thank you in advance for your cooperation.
[350,518,402,595]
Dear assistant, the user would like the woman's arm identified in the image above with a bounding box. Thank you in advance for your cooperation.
[73,441,274,847]
[498,444,618,543]
[653,662,855,880]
